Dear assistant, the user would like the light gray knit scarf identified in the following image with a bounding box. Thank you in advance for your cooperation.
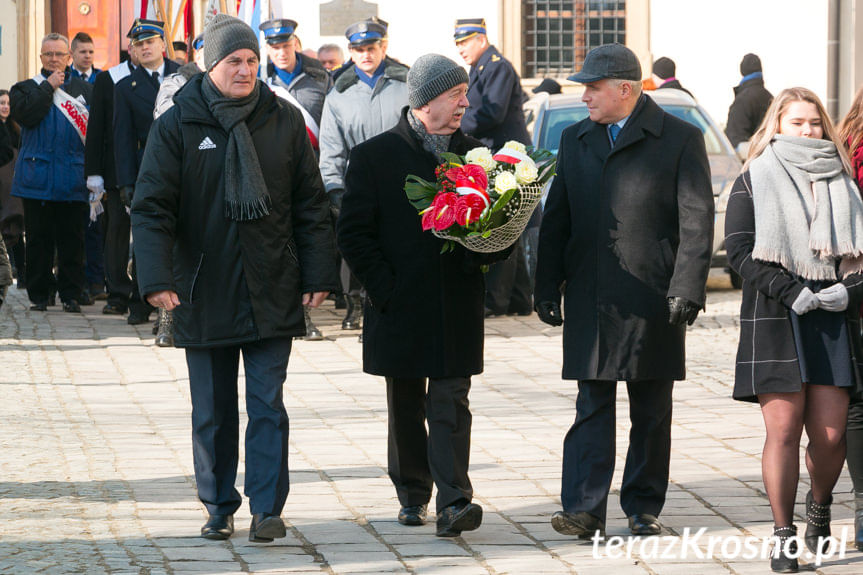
[751,134,863,280]
[407,110,451,160]
[201,75,271,221]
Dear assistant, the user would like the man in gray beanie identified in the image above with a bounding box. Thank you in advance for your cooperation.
[131,12,339,544]
[337,53,510,537]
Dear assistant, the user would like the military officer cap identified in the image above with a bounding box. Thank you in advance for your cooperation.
[127,18,165,43]
[345,17,388,49]
[259,18,298,45]
[454,18,486,42]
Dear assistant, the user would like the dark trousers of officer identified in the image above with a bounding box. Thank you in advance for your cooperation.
[84,213,105,289]
[185,337,292,516]
[22,199,87,304]
[102,189,132,308]
[485,236,532,314]
[561,379,674,522]
[846,398,863,492]
[386,376,473,513]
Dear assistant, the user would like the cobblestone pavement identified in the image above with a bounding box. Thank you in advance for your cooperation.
[1,272,861,574]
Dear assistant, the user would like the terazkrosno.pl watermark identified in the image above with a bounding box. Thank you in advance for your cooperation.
[591,527,852,566]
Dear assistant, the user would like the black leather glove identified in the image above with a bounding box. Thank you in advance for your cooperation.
[329,188,345,219]
[667,296,700,326]
[119,186,134,208]
[535,300,563,326]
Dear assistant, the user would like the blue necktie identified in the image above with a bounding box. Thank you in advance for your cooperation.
[608,124,621,145]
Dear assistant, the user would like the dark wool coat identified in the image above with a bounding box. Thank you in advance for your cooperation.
[656,79,693,99]
[461,45,530,149]
[338,109,509,378]
[131,75,339,348]
[725,171,863,402]
[85,62,133,189]
[724,77,773,148]
[535,95,714,381]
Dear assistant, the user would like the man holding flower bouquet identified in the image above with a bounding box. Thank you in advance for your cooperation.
[338,54,511,538]
[535,43,714,538]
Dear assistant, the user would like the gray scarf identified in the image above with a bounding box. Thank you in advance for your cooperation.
[201,75,271,221]
[750,134,863,280]
[407,110,452,160]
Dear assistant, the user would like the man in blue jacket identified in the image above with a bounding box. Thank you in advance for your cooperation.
[10,32,93,312]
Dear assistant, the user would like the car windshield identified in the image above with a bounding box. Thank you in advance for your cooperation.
[538,103,723,156]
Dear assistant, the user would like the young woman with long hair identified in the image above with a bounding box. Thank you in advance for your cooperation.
[726,87,863,573]
[838,84,863,553]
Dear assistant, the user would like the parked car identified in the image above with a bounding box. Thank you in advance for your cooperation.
[527,88,743,287]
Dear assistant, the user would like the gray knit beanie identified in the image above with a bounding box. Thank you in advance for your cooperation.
[408,54,469,109]
[204,14,260,71]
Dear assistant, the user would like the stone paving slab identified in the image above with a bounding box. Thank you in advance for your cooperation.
[0,272,860,573]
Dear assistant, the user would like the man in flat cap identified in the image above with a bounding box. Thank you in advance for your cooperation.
[319,17,409,334]
[454,18,533,320]
[113,19,179,326]
[338,53,511,538]
[535,43,713,538]
[259,17,333,340]
[131,14,338,543]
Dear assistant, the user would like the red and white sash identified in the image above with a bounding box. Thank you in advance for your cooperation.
[266,79,320,150]
[34,74,89,144]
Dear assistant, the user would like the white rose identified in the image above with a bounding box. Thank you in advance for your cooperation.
[465,147,496,172]
[515,158,538,184]
[503,140,527,154]
[494,171,518,194]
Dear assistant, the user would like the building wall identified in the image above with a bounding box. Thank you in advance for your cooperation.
[0,0,18,90]
[649,0,830,128]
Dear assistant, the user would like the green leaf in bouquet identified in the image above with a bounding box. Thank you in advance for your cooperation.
[404,175,438,210]
[481,230,492,238]
[491,188,516,213]
[439,152,464,165]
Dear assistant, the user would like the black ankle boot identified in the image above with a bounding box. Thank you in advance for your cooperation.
[855,491,863,552]
[770,525,798,573]
[342,294,363,330]
[804,490,832,554]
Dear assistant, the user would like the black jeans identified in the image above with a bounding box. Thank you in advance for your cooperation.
[561,379,674,522]
[102,189,132,308]
[22,199,87,304]
[847,398,863,492]
[386,376,473,512]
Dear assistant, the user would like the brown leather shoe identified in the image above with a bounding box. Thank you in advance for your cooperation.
[551,511,605,539]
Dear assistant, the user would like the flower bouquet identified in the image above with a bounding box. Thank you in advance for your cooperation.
[405,141,556,253]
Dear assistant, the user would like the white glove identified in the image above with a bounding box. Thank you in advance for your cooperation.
[86,175,105,196]
[791,287,820,315]
[816,283,849,312]
[89,199,104,222]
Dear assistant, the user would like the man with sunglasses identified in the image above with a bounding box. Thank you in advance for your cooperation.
[9,33,93,313]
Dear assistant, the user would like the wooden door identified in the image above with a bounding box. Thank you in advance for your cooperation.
[51,0,131,69]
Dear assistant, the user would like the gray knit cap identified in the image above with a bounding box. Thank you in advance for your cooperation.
[204,14,260,71]
[408,54,469,109]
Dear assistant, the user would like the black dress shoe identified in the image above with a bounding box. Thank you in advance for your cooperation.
[628,513,661,535]
[62,300,81,313]
[30,301,48,311]
[127,309,152,325]
[201,514,234,540]
[436,501,482,537]
[102,303,127,315]
[398,504,428,526]
[249,513,287,543]
[551,511,605,539]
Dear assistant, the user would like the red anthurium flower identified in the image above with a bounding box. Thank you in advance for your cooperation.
[432,192,458,230]
[455,194,486,226]
[421,207,436,231]
[462,164,488,190]
[444,166,465,183]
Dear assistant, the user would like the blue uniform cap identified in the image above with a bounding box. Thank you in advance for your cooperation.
[345,18,388,48]
[454,18,486,42]
[259,19,298,45]
[127,18,165,43]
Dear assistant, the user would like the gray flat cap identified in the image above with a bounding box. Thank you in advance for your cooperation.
[568,43,641,83]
